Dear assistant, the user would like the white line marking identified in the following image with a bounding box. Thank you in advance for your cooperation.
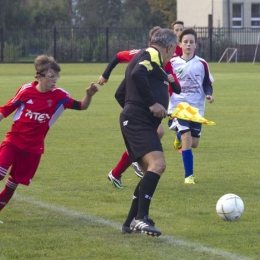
[14,194,252,260]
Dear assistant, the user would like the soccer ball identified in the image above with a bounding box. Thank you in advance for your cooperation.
[216,193,244,221]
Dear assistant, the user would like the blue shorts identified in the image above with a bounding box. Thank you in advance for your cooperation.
[168,118,202,138]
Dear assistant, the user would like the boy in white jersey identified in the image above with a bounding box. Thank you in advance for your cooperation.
[0,55,99,223]
[168,28,214,184]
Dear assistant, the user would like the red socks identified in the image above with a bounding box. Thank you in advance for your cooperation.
[0,177,18,211]
[112,150,131,179]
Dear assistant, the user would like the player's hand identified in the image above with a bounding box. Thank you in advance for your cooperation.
[149,103,167,118]
[86,83,99,96]
[206,95,214,103]
[167,73,175,83]
[98,76,108,85]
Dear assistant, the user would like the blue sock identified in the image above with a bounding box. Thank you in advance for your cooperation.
[177,132,182,141]
[182,149,193,178]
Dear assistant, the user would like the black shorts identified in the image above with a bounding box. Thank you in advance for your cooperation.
[120,104,162,162]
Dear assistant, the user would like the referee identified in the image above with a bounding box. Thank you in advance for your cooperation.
[119,28,180,236]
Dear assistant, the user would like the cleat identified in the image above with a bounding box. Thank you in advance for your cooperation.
[108,171,123,189]
[173,132,182,150]
[130,215,161,237]
[185,175,195,184]
[121,224,141,234]
[132,162,143,178]
[121,225,132,234]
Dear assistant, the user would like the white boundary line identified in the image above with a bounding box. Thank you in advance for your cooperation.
[14,194,252,260]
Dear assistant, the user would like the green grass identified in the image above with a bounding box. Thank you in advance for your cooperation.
[0,62,260,260]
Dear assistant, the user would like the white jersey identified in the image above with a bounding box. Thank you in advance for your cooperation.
[168,55,214,116]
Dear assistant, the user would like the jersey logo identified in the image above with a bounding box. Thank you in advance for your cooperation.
[25,109,50,123]
[175,68,184,76]
[26,99,34,104]
[139,60,153,71]
[123,120,128,126]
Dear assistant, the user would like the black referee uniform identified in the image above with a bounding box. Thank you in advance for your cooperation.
[118,47,180,162]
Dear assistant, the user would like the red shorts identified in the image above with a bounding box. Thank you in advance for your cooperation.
[0,142,41,186]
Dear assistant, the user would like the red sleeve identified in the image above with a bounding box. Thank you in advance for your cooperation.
[116,49,140,63]
[0,85,27,118]
[164,62,180,97]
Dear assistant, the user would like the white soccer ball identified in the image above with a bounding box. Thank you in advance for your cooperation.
[216,193,244,221]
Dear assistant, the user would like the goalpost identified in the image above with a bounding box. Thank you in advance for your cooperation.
[218,48,238,63]
[253,32,260,64]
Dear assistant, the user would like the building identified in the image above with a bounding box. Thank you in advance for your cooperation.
[177,0,260,28]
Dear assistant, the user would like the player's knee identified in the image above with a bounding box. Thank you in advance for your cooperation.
[152,161,166,175]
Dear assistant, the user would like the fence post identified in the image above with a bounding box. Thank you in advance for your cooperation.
[0,27,3,62]
[208,14,213,61]
[53,26,57,60]
[105,27,109,62]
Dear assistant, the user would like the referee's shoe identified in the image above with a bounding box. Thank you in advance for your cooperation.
[130,215,161,237]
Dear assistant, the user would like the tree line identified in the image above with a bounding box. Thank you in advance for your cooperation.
[0,0,177,29]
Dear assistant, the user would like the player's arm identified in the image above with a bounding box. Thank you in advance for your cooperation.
[80,83,99,110]
[0,89,23,119]
[168,74,181,94]
[98,50,138,85]
[202,63,214,103]
[164,59,181,94]
[98,55,120,84]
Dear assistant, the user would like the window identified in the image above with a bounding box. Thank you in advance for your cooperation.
[232,3,243,28]
[251,4,260,28]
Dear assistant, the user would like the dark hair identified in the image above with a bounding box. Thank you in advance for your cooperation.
[171,20,184,28]
[179,28,197,43]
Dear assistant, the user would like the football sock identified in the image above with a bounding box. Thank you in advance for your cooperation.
[0,166,8,181]
[177,131,182,141]
[0,177,18,211]
[182,149,193,178]
[112,150,131,179]
[123,181,141,227]
[136,171,160,220]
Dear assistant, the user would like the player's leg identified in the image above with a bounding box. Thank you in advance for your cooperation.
[0,144,41,222]
[181,131,194,184]
[108,150,131,188]
[0,143,17,220]
[131,123,164,178]
[121,180,141,234]
[0,176,18,212]
[168,118,182,151]
[181,122,202,184]
[130,151,164,236]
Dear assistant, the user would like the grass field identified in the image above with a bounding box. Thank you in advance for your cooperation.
[0,62,260,260]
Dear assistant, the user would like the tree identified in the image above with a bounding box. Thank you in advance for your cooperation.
[147,0,177,27]
[0,0,31,29]
[28,0,73,28]
[73,0,122,27]
[120,0,162,28]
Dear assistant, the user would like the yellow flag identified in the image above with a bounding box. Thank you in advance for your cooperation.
[169,102,216,125]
